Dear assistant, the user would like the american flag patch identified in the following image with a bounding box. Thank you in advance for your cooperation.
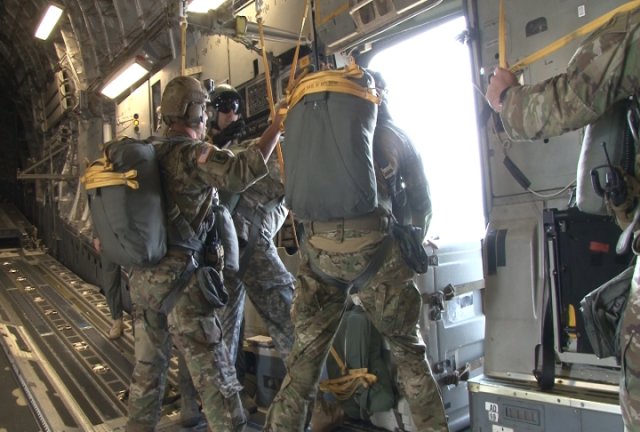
[197,145,213,164]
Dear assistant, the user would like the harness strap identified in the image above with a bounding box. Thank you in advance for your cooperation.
[288,66,381,110]
[159,253,199,315]
[306,235,393,294]
[80,156,139,190]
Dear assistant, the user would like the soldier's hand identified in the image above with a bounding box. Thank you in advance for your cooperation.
[486,67,519,112]
[212,119,246,146]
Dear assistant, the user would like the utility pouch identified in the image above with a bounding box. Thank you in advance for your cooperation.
[196,266,228,308]
[391,223,429,274]
[205,205,239,272]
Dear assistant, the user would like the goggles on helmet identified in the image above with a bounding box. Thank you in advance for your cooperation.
[213,95,241,114]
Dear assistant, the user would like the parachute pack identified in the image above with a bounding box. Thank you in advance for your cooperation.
[81,137,167,267]
[283,64,380,221]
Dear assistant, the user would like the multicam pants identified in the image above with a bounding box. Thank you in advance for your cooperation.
[263,227,449,432]
[126,255,242,432]
[621,259,640,431]
[219,233,296,363]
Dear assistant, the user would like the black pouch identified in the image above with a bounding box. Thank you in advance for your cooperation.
[391,223,430,274]
[196,266,229,308]
[205,205,239,272]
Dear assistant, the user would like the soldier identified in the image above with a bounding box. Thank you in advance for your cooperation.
[92,237,124,339]
[125,75,283,432]
[209,84,295,372]
[179,83,296,420]
[263,71,449,431]
[485,6,640,431]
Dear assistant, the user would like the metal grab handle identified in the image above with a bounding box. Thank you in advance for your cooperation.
[349,0,376,15]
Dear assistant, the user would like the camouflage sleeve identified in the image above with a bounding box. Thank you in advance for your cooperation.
[192,142,269,193]
[500,9,640,141]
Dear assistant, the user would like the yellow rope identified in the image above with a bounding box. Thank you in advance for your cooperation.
[319,347,377,401]
[502,1,640,72]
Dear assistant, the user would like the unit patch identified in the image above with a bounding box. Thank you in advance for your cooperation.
[197,145,213,164]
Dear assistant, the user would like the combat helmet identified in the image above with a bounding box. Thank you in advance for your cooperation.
[161,76,209,126]
[211,83,242,115]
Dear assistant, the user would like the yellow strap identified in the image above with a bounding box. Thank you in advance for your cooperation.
[319,368,378,401]
[498,0,507,68]
[81,169,139,190]
[568,304,577,328]
[287,66,381,109]
[505,1,640,72]
[287,0,312,95]
[80,154,139,190]
[329,346,347,375]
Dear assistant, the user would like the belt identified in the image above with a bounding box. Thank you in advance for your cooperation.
[309,214,389,235]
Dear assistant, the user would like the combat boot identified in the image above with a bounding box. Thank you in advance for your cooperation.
[108,318,124,339]
[180,394,204,428]
[240,389,258,414]
[228,391,248,432]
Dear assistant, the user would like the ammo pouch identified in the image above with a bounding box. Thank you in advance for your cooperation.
[580,265,633,362]
[205,205,239,272]
[196,266,228,308]
[391,223,429,274]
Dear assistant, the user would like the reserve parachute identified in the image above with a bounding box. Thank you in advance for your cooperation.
[81,137,167,267]
[283,64,380,221]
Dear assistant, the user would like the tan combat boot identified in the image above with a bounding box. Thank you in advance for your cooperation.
[108,318,124,339]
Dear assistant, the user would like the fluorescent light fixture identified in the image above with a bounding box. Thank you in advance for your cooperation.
[35,4,64,40]
[101,59,150,99]
[188,0,226,13]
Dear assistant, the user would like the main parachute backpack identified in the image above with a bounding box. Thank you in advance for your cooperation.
[283,64,380,221]
[81,137,167,267]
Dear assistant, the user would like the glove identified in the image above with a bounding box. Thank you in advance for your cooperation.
[212,119,246,146]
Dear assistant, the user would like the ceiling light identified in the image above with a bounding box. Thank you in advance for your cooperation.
[35,4,64,40]
[188,0,226,13]
[101,58,150,99]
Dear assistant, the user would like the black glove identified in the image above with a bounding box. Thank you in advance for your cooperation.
[212,119,246,146]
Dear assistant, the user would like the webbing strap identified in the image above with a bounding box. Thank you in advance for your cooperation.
[306,235,393,294]
[256,3,302,251]
[501,1,640,73]
[287,66,381,109]
[159,254,199,315]
[80,156,139,190]
[498,0,507,68]
[319,367,378,401]
[320,346,377,401]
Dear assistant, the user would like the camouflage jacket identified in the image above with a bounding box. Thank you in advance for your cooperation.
[226,137,288,241]
[373,119,432,235]
[154,135,268,245]
[500,6,640,141]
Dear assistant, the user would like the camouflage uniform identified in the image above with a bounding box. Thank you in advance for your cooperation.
[126,135,268,432]
[219,137,295,362]
[264,117,448,431]
[498,7,640,431]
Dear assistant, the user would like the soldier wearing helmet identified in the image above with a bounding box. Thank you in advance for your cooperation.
[207,83,247,146]
[125,75,285,432]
